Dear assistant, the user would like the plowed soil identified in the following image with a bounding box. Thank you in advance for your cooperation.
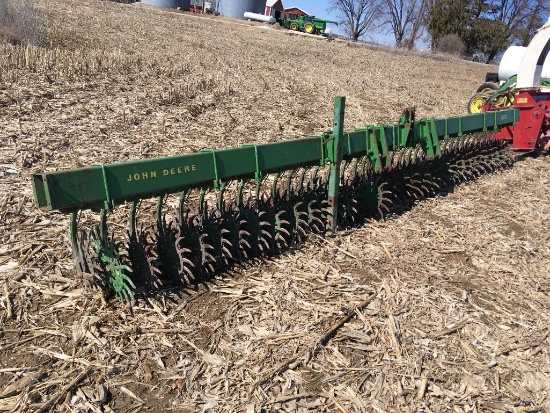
[0,0,549,412]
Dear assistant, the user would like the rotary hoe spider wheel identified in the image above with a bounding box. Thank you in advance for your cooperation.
[35,97,519,303]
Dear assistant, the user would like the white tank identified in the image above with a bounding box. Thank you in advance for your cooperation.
[243,12,276,23]
[498,45,550,81]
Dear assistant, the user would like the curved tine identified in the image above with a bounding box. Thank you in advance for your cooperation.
[258,174,270,201]
[474,159,491,174]
[363,156,373,177]
[217,181,227,211]
[406,181,426,198]
[199,232,215,252]
[98,208,109,246]
[238,232,252,252]
[272,172,281,200]
[277,226,292,237]
[308,199,324,217]
[426,174,442,191]
[420,181,432,196]
[179,263,195,285]
[260,227,273,240]
[68,212,84,274]
[377,205,386,220]
[298,167,309,195]
[349,157,359,181]
[403,148,413,167]
[392,150,402,168]
[198,187,209,219]
[178,189,189,226]
[128,201,138,239]
[340,159,349,181]
[453,165,469,182]
[414,146,426,164]
[275,210,291,225]
[295,214,309,228]
[154,195,162,228]
[440,139,448,155]
[235,179,246,207]
[449,138,460,153]
[286,169,296,199]
[310,166,321,189]
[379,196,392,212]
[120,281,136,305]
[393,150,404,170]
[470,159,486,176]
[296,221,309,236]
[447,138,457,153]
[294,202,309,221]
[378,181,393,197]
[444,139,454,155]
[384,151,393,170]
[309,217,325,232]
[356,156,365,179]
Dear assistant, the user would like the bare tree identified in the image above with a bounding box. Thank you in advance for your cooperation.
[467,0,550,61]
[0,0,39,45]
[382,0,427,48]
[328,0,384,41]
[493,0,550,45]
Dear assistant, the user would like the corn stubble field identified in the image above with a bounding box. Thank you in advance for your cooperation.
[0,0,549,411]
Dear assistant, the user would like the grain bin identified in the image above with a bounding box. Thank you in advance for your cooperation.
[140,0,185,8]
[498,45,550,82]
[218,0,265,19]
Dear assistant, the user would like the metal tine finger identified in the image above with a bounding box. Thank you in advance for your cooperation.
[297,167,309,195]
[285,169,296,200]
[271,172,281,200]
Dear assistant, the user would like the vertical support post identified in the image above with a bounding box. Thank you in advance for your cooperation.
[327,96,345,233]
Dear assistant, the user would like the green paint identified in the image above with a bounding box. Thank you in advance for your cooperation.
[33,106,518,213]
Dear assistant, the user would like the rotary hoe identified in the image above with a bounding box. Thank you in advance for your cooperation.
[32,24,550,304]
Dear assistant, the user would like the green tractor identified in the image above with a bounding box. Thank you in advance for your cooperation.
[467,74,550,114]
[280,14,338,36]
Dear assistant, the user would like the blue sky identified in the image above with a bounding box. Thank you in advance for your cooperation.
[290,1,550,48]
[286,0,396,45]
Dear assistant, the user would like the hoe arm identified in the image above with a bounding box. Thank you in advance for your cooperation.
[30,100,519,303]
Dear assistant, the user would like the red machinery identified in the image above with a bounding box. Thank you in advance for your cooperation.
[491,91,550,151]
[483,22,550,152]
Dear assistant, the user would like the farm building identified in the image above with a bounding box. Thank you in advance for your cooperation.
[140,0,283,20]
[264,0,283,19]
[283,5,309,18]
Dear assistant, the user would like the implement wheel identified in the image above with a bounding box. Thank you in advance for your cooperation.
[290,22,299,31]
[476,82,498,94]
[304,22,315,34]
[467,93,488,114]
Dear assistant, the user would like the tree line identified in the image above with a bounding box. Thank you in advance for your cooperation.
[329,0,550,62]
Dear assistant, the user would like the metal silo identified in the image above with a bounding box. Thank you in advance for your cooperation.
[140,0,178,8]
[140,0,191,9]
[218,0,265,19]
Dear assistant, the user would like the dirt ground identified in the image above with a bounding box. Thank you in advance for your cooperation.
[0,0,548,411]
